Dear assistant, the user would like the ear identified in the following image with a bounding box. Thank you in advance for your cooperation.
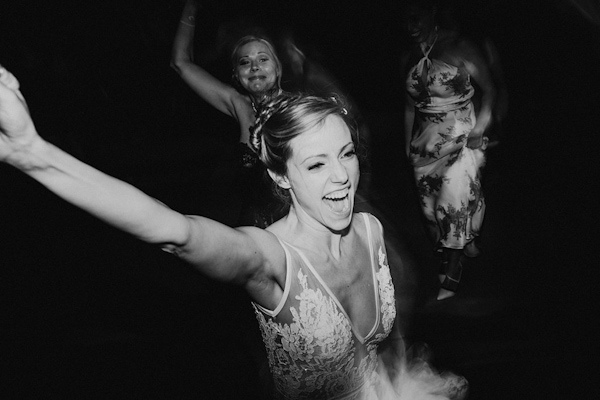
[267,169,291,189]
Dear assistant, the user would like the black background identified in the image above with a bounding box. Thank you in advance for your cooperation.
[1,0,598,398]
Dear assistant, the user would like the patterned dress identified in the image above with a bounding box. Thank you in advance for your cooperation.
[406,37,486,250]
[253,213,397,399]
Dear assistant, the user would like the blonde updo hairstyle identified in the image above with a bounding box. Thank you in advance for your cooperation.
[249,93,363,205]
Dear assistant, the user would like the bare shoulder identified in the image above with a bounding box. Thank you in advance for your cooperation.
[356,212,384,238]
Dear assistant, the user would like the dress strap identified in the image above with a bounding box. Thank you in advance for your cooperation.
[416,33,438,85]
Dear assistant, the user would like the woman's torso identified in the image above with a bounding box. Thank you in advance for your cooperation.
[254,213,396,399]
[405,33,474,112]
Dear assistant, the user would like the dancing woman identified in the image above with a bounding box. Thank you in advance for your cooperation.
[171,0,285,227]
[402,0,496,300]
[0,64,472,399]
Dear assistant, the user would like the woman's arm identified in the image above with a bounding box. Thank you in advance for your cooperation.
[170,0,240,117]
[0,68,279,289]
[458,39,496,149]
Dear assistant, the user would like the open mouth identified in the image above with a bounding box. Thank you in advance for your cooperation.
[323,188,351,214]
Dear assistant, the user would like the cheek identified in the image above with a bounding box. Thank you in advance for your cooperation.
[267,64,279,76]
[290,174,320,203]
[236,66,249,77]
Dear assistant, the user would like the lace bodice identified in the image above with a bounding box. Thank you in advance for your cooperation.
[253,213,396,399]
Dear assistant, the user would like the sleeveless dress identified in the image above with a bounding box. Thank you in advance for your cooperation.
[405,36,486,250]
[253,213,397,399]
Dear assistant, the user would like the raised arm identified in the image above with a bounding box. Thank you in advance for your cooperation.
[0,67,282,295]
[170,0,240,117]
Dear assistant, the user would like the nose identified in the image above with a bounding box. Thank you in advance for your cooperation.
[250,61,260,71]
[330,160,349,184]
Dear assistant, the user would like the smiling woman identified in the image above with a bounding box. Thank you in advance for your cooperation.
[171,0,286,228]
[268,110,358,233]
[0,65,468,398]
[231,37,282,101]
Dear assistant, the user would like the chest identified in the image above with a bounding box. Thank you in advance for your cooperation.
[302,245,378,338]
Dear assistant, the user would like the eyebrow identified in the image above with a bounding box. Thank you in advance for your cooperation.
[299,142,354,165]
[239,51,271,59]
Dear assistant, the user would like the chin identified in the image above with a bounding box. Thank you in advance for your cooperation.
[325,209,354,233]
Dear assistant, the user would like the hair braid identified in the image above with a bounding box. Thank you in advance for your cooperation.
[249,93,300,156]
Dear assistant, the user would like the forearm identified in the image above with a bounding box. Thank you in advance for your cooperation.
[171,1,199,70]
[170,1,236,117]
[18,138,188,246]
[404,106,414,156]
[473,89,495,134]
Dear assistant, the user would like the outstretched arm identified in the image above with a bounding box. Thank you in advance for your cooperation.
[0,67,279,289]
[170,0,240,117]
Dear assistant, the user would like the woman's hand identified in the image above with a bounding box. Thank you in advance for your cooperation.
[466,129,488,150]
[0,66,40,166]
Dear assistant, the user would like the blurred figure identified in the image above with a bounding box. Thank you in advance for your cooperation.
[278,29,372,160]
[401,0,496,300]
[171,0,285,228]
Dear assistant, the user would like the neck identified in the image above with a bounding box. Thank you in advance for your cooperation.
[284,205,347,260]
[424,26,438,47]
[252,87,281,105]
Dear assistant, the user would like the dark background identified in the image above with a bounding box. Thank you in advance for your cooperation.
[1,0,598,398]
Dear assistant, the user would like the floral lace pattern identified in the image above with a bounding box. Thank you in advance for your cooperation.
[254,225,396,399]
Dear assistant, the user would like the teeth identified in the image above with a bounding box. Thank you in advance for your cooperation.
[323,189,351,214]
[324,188,349,200]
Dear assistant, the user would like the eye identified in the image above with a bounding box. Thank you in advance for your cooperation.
[260,57,269,62]
[308,162,324,171]
[239,59,249,66]
[343,149,356,159]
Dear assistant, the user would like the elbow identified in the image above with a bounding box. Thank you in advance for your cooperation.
[160,243,185,258]
[170,58,184,75]
[170,50,191,75]
[157,214,195,257]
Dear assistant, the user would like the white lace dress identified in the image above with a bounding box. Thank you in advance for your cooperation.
[253,213,396,399]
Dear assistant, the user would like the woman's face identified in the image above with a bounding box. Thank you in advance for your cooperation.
[405,6,436,43]
[280,114,359,232]
[234,41,279,96]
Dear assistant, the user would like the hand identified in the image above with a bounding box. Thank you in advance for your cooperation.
[0,66,39,164]
[466,130,485,150]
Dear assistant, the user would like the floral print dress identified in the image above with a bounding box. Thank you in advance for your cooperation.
[406,38,486,250]
[253,213,396,399]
